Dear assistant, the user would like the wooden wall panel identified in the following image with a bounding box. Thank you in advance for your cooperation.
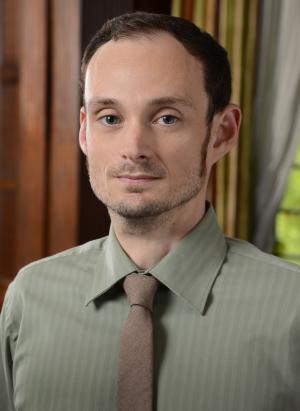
[14,0,48,270]
[47,0,80,255]
[0,60,18,282]
[0,0,48,306]
[0,8,18,283]
[0,0,22,303]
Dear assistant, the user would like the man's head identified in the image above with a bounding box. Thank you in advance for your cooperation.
[80,12,231,123]
[79,12,241,223]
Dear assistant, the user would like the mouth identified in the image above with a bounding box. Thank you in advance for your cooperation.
[117,175,160,183]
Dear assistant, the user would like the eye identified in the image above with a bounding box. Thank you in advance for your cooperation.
[99,115,121,126]
[156,115,178,125]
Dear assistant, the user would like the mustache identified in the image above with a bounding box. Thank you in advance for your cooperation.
[108,162,166,178]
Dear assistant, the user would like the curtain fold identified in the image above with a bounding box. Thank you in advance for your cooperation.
[251,0,300,251]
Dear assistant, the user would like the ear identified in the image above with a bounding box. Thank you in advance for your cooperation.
[208,104,241,165]
[79,106,87,155]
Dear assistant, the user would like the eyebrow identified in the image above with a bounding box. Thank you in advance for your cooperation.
[87,98,118,109]
[86,95,196,110]
[148,96,196,110]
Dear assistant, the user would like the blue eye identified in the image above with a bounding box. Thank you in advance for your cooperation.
[158,115,178,125]
[100,115,120,125]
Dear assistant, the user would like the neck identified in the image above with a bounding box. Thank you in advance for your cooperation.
[110,197,206,269]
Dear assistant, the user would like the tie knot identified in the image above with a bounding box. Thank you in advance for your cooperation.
[123,273,158,312]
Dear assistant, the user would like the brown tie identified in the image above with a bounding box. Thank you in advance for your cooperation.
[117,273,158,411]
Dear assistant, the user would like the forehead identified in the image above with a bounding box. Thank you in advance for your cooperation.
[85,32,207,107]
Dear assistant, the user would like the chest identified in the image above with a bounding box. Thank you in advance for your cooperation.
[12,290,297,411]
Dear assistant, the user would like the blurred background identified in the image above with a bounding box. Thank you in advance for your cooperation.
[0,0,299,305]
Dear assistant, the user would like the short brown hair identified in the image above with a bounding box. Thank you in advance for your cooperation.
[81,11,232,122]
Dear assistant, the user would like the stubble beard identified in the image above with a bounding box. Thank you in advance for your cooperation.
[86,128,210,228]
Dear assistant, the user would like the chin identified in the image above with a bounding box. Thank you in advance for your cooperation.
[108,199,167,219]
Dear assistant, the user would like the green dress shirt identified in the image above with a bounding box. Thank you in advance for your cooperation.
[1,205,300,410]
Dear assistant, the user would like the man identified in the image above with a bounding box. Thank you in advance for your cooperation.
[1,11,299,411]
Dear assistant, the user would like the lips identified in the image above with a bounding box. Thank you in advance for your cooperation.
[116,175,160,186]
[118,175,158,180]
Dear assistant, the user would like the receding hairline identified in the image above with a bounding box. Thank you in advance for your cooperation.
[85,29,201,76]
[82,28,207,90]
[83,31,207,106]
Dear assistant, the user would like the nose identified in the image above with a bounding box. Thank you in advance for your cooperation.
[120,121,153,162]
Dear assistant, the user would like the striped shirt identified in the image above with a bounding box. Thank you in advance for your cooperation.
[1,205,300,410]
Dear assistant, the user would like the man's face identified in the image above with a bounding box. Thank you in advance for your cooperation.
[80,32,215,219]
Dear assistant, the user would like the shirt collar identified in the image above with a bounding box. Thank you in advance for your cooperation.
[85,204,226,314]
[84,227,137,306]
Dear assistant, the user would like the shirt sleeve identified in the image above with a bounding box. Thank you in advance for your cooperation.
[0,284,17,411]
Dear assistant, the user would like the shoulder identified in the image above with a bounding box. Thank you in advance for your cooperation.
[3,236,109,308]
[223,237,300,297]
[226,236,300,275]
[20,236,108,274]
[17,236,108,280]
[216,238,300,332]
[1,237,109,338]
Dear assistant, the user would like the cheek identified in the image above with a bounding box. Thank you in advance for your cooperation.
[87,143,120,191]
[166,141,202,172]
[86,133,112,165]
[86,145,106,178]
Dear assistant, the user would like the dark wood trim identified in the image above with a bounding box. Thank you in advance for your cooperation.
[0,179,16,190]
[181,0,194,20]
[0,0,19,286]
